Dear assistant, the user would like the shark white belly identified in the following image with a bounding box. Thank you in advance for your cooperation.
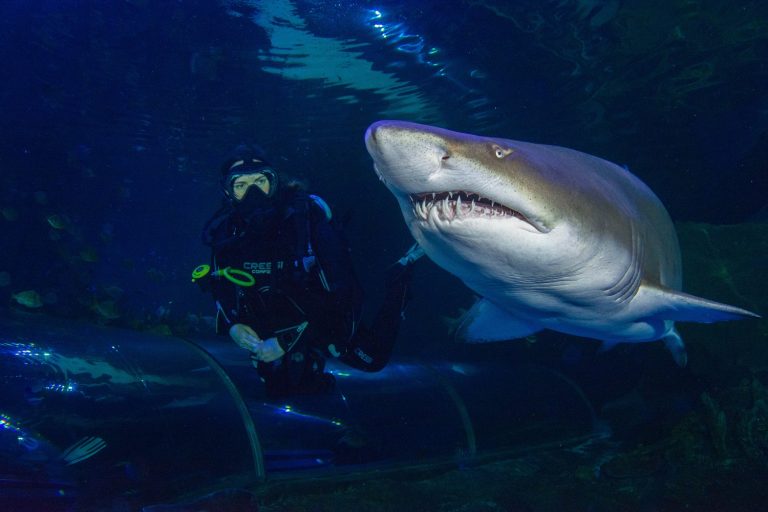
[364,120,759,366]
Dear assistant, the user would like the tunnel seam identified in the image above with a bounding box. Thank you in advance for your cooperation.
[179,337,266,481]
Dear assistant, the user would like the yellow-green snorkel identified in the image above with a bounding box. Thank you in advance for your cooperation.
[191,264,255,287]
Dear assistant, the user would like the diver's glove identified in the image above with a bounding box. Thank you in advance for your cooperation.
[386,242,422,288]
[397,243,424,266]
[230,324,286,364]
[385,243,422,291]
[250,337,285,363]
[229,323,263,351]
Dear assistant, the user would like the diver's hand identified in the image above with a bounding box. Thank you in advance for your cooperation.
[229,323,263,352]
[251,337,285,363]
[230,325,285,363]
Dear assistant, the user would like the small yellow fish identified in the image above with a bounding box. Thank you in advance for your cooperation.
[79,248,99,263]
[12,290,43,308]
[1,207,19,221]
[46,214,68,230]
[92,300,120,320]
[103,285,124,299]
[147,324,173,336]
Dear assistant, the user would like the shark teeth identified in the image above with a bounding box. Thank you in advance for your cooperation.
[410,191,529,224]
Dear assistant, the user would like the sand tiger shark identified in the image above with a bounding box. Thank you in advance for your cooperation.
[365,120,759,366]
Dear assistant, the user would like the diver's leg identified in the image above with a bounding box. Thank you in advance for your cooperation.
[340,246,418,371]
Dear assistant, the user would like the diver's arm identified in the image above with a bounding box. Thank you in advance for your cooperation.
[308,205,364,346]
[208,250,246,334]
[210,281,241,334]
[209,272,268,349]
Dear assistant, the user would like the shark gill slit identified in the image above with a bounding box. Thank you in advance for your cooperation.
[604,223,644,304]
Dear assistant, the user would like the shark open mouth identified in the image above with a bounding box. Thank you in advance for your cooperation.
[409,191,542,231]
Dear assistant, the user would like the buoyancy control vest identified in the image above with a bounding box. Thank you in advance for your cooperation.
[201,190,358,345]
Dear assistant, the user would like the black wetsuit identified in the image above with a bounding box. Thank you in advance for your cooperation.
[201,188,411,396]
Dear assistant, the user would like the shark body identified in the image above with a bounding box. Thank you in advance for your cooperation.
[365,120,759,365]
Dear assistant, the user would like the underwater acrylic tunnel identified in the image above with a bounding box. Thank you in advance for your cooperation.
[0,316,597,511]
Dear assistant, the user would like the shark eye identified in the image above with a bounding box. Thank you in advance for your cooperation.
[493,145,512,159]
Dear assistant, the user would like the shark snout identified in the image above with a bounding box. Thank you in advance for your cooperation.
[364,119,392,142]
[363,121,380,148]
[364,120,450,191]
[366,120,448,150]
[365,120,448,162]
[364,120,409,158]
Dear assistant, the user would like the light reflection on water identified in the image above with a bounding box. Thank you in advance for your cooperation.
[225,0,502,129]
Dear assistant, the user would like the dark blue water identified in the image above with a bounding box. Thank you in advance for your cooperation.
[1,1,767,509]
[1,0,765,335]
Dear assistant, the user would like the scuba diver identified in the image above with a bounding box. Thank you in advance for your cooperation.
[198,145,421,397]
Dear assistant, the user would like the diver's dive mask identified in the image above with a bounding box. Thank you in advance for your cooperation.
[222,159,279,212]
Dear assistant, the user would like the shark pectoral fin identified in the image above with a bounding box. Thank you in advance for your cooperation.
[457,298,541,343]
[662,327,688,367]
[637,284,760,324]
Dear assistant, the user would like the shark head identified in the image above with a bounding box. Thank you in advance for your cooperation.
[365,120,589,295]
[365,120,553,230]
